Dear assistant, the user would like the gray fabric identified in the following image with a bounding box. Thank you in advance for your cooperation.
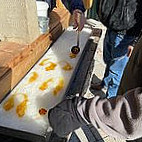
[48,97,87,137]
[49,87,142,140]
[78,87,142,140]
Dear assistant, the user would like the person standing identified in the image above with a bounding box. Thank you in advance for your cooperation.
[61,0,142,98]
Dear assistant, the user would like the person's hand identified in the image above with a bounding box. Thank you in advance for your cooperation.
[127,45,134,57]
[73,9,86,31]
[48,95,87,137]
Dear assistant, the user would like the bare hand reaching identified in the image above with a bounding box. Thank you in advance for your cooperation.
[127,45,134,57]
[73,9,86,31]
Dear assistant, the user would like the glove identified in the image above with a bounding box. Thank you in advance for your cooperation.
[48,96,87,137]
[73,9,86,31]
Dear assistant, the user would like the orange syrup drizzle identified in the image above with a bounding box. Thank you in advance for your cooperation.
[3,95,15,111]
[28,72,39,83]
[39,108,47,115]
[39,59,49,66]
[53,78,64,96]
[61,61,73,71]
[69,53,77,59]
[16,94,28,118]
[45,62,57,71]
[39,78,53,91]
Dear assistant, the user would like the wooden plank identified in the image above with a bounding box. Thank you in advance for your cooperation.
[0,8,70,70]
[0,69,12,101]
[0,8,70,101]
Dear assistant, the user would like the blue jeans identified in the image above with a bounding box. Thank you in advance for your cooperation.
[102,29,135,98]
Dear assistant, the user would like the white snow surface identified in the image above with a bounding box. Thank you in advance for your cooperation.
[0,26,92,136]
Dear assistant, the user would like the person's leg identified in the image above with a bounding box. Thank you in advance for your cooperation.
[101,29,114,89]
[90,29,111,90]
[91,64,109,90]
[103,30,135,98]
[105,55,129,98]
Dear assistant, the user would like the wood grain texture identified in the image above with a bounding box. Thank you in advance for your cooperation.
[0,8,70,101]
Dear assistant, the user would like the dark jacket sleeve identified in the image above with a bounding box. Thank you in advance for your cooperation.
[48,87,142,140]
[50,0,85,14]
[61,0,85,13]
